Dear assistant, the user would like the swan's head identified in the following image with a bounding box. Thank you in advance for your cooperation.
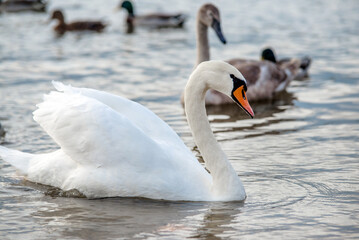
[50,10,64,22]
[195,61,254,118]
[261,47,277,63]
[198,4,226,44]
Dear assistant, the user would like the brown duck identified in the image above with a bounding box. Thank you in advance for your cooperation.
[50,10,106,35]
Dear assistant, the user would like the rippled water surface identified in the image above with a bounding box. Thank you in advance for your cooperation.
[1,0,359,239]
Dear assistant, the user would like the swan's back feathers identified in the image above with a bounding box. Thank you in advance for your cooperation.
[52,81,186,149]
[33,90,166,167]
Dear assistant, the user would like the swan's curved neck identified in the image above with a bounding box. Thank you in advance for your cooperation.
[184,71,245,199]
[196,20,210,66]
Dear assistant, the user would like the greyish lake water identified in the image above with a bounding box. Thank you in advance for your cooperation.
[1,0,359,239]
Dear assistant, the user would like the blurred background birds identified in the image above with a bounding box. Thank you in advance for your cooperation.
[49,9,107,35]
[0,0,47,13]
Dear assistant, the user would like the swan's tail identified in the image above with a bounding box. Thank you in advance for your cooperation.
[0,146,33,174]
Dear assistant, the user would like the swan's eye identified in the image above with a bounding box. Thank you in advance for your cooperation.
[231,74,248,92]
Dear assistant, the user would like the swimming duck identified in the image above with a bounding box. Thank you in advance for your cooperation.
[0,0,46,13]
[0,61,253,201]
[185,3,304,105]
[0,123,5,138]
[261,47,312,80]
[119,0,187,29]
[50,9,106,35]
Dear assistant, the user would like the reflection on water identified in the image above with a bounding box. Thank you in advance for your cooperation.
[31,198,205,239]
[189,203,244,239]
[1,0,359,239]
[207,90,295,121]
[20,181,246,239]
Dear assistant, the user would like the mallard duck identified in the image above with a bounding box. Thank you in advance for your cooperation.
[183,3,305,105]
[0,123,5,138]
[119,0,187,29]
[0,0,46,13]
[0,61,254,201]
[49,9,106,35]
[261,47,312,80]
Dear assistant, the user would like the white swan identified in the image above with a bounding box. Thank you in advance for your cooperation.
[0,61,254,201]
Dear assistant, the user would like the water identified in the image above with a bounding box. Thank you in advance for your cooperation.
[1,0,359,239]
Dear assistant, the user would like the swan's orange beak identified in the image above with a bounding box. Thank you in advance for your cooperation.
[232,86,254,118]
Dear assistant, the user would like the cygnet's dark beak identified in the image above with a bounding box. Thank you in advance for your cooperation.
[211,18,226,44]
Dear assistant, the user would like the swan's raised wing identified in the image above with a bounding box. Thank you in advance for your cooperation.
[52,81,187,150]
[33,90,188,167]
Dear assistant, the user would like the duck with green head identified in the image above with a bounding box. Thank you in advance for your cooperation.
[261,47,312,80]
[119,0,187,29]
